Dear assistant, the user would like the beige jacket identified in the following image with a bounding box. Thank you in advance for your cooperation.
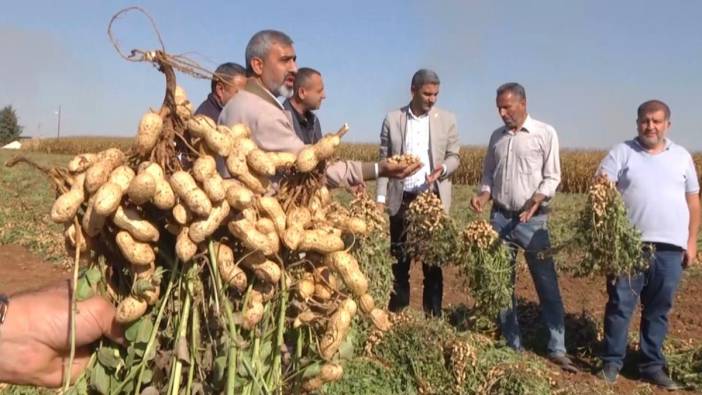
[377,105,460,216]
[219,79,374,187]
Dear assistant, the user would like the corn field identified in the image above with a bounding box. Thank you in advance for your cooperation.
[19,139,702,194]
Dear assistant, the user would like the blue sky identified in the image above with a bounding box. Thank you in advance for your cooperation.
[2,1,701,150]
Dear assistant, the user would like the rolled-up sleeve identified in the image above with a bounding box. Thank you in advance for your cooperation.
[536,127,561,198]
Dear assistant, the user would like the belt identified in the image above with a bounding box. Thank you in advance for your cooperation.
[644,242,684,252]
[492,202,550,218]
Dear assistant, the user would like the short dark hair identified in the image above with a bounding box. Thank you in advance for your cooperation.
[496,82,526,100]
[637,99,671,120]
[245,30,294,75]
[411,69,440,90]
[293,67,321,95]
[211,62,246,92]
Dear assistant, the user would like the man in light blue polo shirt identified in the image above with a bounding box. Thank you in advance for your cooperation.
[598,100,700,390]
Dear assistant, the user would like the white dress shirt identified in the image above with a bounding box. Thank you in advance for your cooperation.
[479,115,561,211]
[403,108,431,193]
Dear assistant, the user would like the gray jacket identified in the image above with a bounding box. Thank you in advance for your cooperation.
[377,105,460,216]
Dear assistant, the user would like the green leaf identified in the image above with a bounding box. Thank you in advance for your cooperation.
[258,341,273,361]
[89,361,111,395]
[125,345,136,367]
[85,265,102,286]
[141,368,153,384]
[125,318,142,343]
[136,316,154,344]
[302,362,321,379]
[96,347,121,370]
[75,277,95,301]
[133,344,145,358]
[134,278,154,294]
[338,333,355,360]
[237,356,250,377]
[213,355,227,384]
[64,377,89,395]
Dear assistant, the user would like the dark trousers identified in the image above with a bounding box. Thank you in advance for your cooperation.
[387,192,443,317]
[601,245,684,375]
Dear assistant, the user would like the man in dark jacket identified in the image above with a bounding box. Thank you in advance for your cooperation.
[195,62,247,121]
[282,67,325,144]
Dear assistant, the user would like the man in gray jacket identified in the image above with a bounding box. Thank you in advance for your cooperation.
[376,69,460,317]
[219,30,419,187]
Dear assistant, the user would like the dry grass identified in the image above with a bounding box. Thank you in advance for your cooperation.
[20,136,132,155]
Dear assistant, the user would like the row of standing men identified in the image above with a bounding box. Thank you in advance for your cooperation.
[197,29,700,390]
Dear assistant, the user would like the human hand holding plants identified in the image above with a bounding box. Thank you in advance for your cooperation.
[0,281,123,387]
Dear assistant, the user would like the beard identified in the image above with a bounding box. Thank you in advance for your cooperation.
[638,134,663,149]
[277,84,294,99]
[262,74,294,99]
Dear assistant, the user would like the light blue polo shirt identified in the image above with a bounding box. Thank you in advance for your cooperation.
[599,138,699,249]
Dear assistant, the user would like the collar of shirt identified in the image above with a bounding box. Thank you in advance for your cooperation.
[408,106,429,120]
[207,93,223,111]
[502,114,535,134]
[245,78,285,111]
[285,99,315,127]
[632,137,673,151]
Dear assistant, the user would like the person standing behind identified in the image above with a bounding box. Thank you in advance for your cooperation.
[376,69,460,317]
[470,82,577,372]
[195,62,247,121]
[283,67,325,144]
[597,100,699,390]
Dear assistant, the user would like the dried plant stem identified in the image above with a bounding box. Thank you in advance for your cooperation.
[208,241,239,395]
[62,219,83,391]
[169,286,191,395]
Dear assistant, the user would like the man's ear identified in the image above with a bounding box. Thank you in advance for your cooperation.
[214,82,224,98]
[250,57,264,76]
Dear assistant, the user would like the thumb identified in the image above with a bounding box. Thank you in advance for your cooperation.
[75,296,124,347]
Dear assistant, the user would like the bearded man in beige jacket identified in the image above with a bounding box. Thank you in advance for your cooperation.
[219,30,420,187]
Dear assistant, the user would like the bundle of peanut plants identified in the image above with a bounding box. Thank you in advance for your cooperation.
[571,174,650,278]
[405,190,459,268]
[459,219,514,329]
[7,35,395,394]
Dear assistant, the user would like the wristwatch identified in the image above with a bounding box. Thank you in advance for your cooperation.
[0,294,8,326]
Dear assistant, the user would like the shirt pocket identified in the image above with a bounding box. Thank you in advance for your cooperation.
[515,141,543,175]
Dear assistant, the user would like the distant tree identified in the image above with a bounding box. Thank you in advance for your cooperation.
[0,105,23,145]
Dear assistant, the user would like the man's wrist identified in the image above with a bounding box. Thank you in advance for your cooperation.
[361,162,377,180]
